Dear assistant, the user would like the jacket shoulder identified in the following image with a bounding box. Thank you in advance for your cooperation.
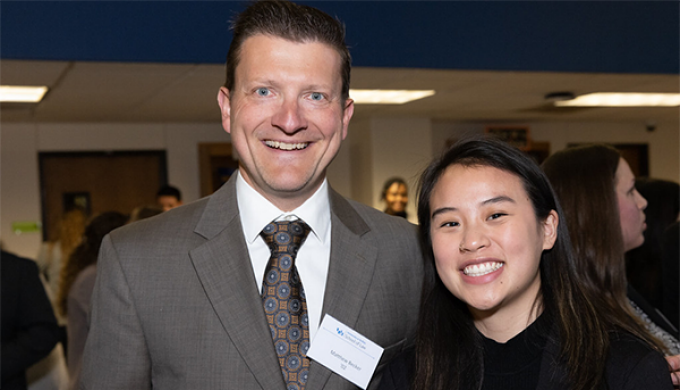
[106,196,211,256]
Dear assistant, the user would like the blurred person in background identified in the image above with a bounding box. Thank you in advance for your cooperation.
[156,185,183,211]
[29,209,86,390]
[381,177,409,219]
[543,144,680,356]
[625,178,680,329]
[663,220,680,332]
[128,205,163,224]
[2,250,60,390]
[36,208,87,324]
[56,212,128,390]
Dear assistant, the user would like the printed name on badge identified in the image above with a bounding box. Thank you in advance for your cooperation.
[307,315,385,389]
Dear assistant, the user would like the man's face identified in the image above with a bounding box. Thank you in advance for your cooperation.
[158,195,181,211]
[218,34,354,211]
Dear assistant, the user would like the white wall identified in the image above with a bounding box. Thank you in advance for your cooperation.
[347,118,374,206]
[368,117,433,223]
[1,124,42,258]
[347,116,434,223]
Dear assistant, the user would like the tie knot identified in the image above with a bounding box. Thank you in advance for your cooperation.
[260,220,311,255]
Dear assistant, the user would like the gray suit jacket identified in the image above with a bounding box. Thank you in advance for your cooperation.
[81,176,423,390]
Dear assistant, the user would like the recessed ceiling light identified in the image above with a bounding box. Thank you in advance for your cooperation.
[349,89,435,104]
[0,85,49,103]
[554,92,680,107]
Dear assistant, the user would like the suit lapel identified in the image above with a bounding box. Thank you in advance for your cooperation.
[189,177,284,390]
[306,189,378,390]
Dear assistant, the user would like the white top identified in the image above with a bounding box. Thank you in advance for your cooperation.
[236,172,331,340]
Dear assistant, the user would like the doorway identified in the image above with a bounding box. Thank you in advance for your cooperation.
[39,151,167,241]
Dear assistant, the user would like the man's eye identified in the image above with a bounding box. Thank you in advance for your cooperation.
[310,92,324,101]
[489,213,506,220]
[256,88,270,96]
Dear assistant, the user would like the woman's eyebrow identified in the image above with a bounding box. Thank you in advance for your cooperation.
[431,207,457,219]
[481,195,515,206]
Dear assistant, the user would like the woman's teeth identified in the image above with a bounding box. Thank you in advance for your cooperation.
[265,140,308,150]
[463,262,504,277]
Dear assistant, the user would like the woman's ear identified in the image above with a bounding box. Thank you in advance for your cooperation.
[542,210,559,250]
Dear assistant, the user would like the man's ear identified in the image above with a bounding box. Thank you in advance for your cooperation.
[341,98,354,140]
[542,210,559,250]
[217,87,231,134]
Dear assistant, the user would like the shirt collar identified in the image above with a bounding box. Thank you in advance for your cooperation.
[236,171,331,244]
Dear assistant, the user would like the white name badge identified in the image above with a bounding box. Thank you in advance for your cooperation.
[307,314,384,389]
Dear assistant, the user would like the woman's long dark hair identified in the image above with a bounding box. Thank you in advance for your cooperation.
[542,144,667,353]
[414,138,608,390]
[57,211,128,317]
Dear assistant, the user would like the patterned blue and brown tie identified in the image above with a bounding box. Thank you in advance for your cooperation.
[261,220,311,390]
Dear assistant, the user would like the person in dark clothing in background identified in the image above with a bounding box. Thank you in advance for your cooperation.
[662,221,680,331]
[1,250,60,390]
[625,178,679,320]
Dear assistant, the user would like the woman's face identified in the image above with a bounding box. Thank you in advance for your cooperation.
[615,158,647,251]
[385,183,408,213]
[429,165,557,319]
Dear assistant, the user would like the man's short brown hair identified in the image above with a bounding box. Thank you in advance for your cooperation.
[225,0,351,101]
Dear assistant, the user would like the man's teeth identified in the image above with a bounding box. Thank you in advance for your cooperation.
[265,140,308,150]
[463,262,504,277]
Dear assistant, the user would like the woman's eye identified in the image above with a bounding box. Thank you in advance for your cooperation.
[489,213,506,220]
[310,92,324,101]
[256,88,270,97]
[440,221,459,228]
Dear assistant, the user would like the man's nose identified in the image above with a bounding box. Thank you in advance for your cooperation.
[271,97,307,134]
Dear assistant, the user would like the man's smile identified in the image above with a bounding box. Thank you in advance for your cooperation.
[264,140,309,150]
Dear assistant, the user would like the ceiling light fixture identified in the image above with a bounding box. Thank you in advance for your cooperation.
[554,92,680,107]
[349,89,435,104]
[0,85,49,103]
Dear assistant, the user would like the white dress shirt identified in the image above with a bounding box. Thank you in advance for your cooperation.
[235,172,331,340]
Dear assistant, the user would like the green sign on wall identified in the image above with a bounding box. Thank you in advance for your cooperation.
[11,221,42,234]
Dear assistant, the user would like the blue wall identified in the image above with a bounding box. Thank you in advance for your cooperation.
[2,1,678,74]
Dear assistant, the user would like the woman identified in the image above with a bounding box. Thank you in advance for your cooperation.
[36,208,86,318]
[381,177,409,218]
[56,211,128,390]
[625,178,680,329]
[379,138,671,390]
[542,145,679,354]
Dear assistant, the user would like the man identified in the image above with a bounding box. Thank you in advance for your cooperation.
[1,250,60,390]
[81,2,423,389]
[156,185,183,211]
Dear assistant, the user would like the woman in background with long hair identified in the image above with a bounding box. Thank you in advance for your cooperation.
[542,144,679,355]
[57,211,128,390]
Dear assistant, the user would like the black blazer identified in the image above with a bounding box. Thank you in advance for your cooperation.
[1,251,59,390]
[378,330,672,390]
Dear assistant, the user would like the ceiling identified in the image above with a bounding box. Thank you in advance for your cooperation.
[1,59,678,125]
